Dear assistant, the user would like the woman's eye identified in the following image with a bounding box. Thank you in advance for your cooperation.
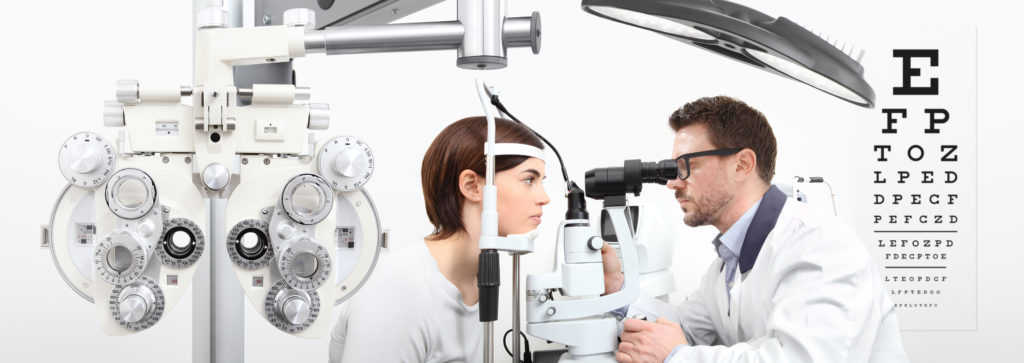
[524,177,534,185]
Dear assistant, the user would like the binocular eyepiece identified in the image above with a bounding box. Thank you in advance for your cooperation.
[584,159,676,200]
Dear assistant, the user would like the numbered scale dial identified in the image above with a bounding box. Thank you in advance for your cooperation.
[277,238,332,291]
[108,275,165,331]
[58,132,115,188]
[156,218,205,269]
[264,280,320,333]
[318,136,375,191]
[94,232,149,285]
[226,219,274,270]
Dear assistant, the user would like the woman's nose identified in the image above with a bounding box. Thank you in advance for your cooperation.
[537,187,551,205]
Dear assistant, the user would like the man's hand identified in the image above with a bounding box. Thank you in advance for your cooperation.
[602,243,624,295]
[616,318,688,363]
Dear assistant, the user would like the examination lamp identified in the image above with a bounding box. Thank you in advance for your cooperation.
[581,0,876,107]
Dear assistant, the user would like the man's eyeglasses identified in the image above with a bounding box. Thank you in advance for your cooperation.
[674,148,744,180]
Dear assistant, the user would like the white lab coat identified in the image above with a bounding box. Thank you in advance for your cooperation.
[628,190,909,362]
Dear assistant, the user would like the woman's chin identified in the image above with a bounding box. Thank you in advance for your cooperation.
[506,226,538,237]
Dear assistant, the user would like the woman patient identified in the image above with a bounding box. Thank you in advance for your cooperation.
[329,116,550,362]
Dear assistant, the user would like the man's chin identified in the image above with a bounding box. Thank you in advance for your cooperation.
[679,208,704,225]
[682,213,702,227]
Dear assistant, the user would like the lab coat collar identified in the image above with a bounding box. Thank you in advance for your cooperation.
[738,185,787,274]
[718,198,762,258]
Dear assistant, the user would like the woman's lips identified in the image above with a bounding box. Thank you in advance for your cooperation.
[530,214,542,223]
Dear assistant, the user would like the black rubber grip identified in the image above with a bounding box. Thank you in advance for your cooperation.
[478,249,500,322]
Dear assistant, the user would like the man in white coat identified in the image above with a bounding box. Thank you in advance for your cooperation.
[603,96,909,363]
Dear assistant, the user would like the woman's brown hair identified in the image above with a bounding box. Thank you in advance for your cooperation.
[421,116,544,240]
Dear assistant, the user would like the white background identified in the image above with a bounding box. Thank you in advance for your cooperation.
[1,0,1020,362]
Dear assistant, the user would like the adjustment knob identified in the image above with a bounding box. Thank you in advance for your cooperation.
[103,101,126,127]
[116,80,139,104]
[108,276,165,331]
[118,285,156,323]
[334,149,366,178]
[308,103,330,130]
[264,280,320,332]
[276,223,296,240]
[202,163,230,191]
[318,136,375,191]
[59,132,115,188]
[283,8,316,29]
[587,237,603,252]
[197,6,228,29]
[277,293,312,325]
[68,144,100,174]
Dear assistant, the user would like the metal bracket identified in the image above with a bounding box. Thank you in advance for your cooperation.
[254,0,443,28]
[40,225,51,249]
[380,229,389,249]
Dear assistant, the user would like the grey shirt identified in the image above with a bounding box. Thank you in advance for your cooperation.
[329,242,482,363]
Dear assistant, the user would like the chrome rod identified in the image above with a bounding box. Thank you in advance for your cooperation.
[305,21,465,54]
[513,253,522,363]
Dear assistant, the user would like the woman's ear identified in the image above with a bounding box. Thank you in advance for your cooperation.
[458,169,484,202]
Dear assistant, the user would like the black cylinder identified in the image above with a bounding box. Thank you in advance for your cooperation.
[641,159,679,185]
[565,182,589,220]
[478,249,500,322]
[584,159,678,199]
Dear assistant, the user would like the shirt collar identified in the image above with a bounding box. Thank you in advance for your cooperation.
[715,197,763,257]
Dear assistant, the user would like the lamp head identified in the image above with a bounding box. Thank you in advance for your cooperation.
[581,0,875,107]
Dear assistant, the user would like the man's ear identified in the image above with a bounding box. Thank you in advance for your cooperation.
[734,149,758,181]
[459,169,484,202]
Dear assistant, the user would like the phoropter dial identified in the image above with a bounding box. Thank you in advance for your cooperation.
[264,280,320,333]
[318,136,375,191]
[108,275,164,331]
[58,132,115,188]
[277,238,332,291]
[226,219,274,270]
[105,168,158,220]
[156,218,205,269]
[281,174,334,225]
[94,232,150,285]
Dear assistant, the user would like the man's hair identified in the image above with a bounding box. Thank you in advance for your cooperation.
[421,116,544,240]
[669,96,776,182]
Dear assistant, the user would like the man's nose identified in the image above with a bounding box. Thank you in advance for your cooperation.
[666,177,685,190]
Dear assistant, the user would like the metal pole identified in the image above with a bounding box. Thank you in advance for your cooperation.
[192,203,211,363]
[483,321,494,362]
[210,197,243,363]
[513,253,521,363]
